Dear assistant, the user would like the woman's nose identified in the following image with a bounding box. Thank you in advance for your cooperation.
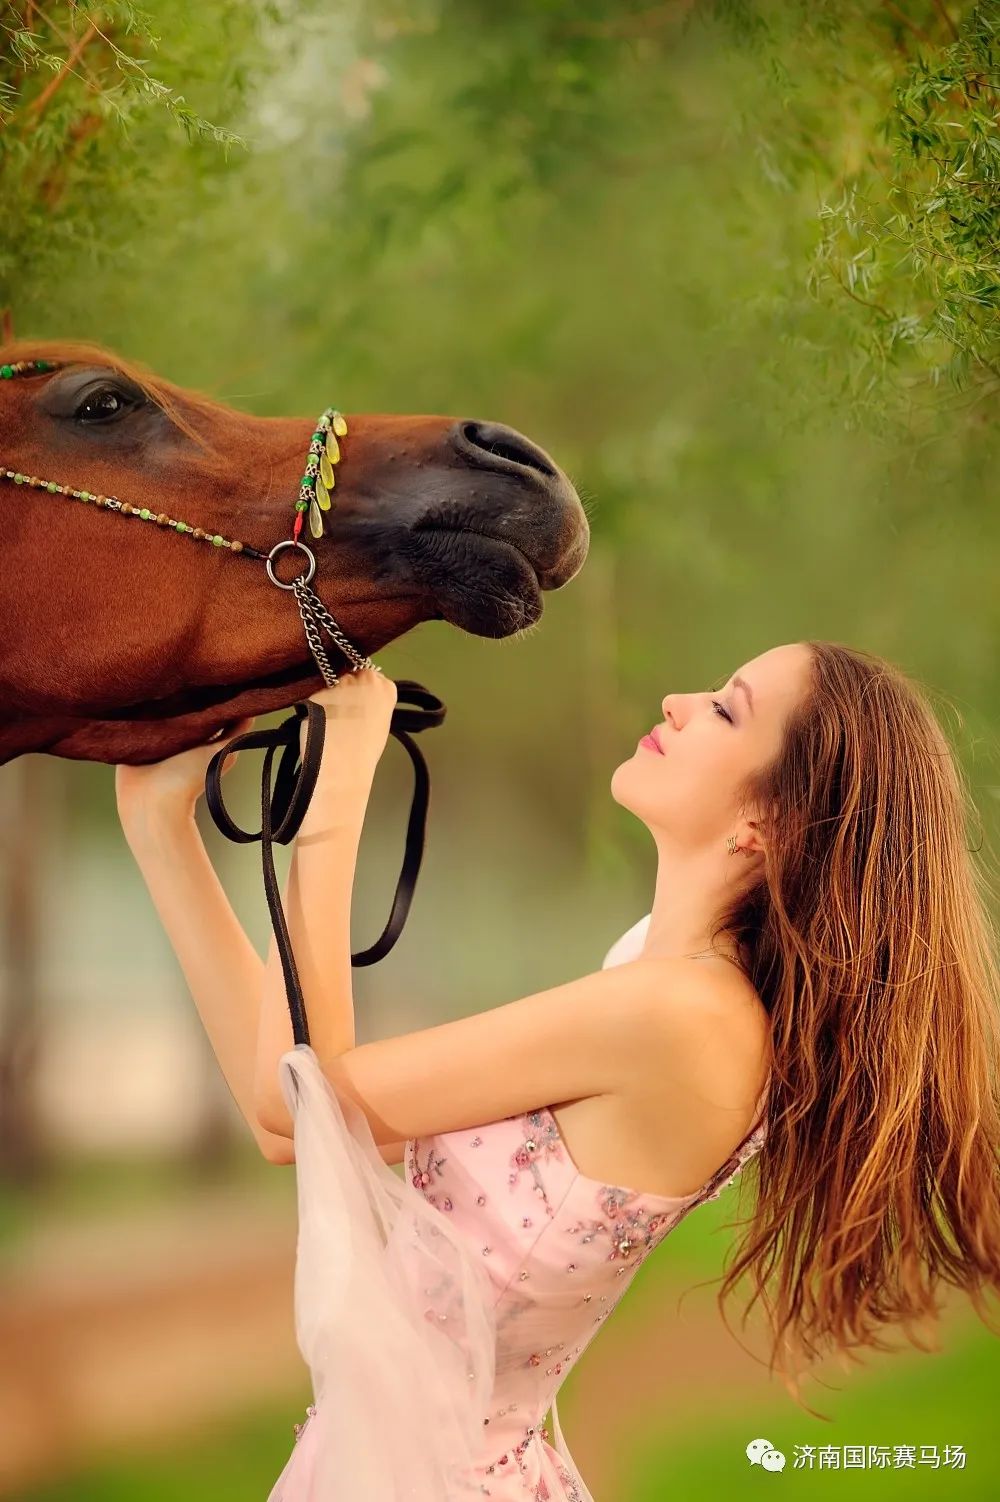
[661,693,693,729]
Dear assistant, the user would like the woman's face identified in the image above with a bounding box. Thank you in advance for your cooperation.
[610,642,814,850]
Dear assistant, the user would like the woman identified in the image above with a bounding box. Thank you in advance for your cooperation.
[115,639,1000,1500]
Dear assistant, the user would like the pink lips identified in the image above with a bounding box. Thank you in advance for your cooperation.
[638,730,664,755]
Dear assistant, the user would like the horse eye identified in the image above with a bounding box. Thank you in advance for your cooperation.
[74,384,142,422]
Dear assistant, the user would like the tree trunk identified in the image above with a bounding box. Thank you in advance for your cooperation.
[0,756,53,1186]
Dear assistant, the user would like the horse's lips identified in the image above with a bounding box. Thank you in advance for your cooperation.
[414,527,545,636]
[413,523,557,585]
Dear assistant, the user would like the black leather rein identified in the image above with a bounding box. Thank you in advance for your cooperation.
[202,678,446,1049]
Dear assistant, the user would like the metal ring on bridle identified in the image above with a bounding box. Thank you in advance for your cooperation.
[266,538,316,590]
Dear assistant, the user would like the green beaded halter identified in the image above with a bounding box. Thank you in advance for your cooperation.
[298,407,348,543]
[0,356,371,683]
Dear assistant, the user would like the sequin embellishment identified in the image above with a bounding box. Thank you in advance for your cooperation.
[509,1109,570,1218]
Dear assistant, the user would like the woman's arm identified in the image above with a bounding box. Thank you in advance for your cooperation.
[254,669,398,1139]
[120,803,297,1162]
[115,670,396,1159]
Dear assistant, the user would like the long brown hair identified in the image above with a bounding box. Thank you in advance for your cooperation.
[704,640,1000,1419]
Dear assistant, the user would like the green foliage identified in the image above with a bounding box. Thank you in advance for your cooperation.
[324,0,1000,429]
[716,1,1000,422]
[6,1,999,423]
[0,0,302,304]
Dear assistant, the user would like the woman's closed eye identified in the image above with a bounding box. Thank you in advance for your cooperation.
[711,699,733,723]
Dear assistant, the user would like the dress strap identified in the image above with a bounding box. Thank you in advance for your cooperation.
[696,1073,770,1204]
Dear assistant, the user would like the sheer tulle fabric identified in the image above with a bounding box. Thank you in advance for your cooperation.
[266,1043,498,1501]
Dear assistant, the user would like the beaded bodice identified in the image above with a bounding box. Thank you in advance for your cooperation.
[403,912,769,1498]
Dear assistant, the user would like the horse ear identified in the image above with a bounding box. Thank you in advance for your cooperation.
[0,307,14,343]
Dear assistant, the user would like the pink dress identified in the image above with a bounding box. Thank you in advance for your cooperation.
[267,915,769,1500]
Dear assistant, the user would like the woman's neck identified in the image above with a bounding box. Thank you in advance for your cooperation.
[641,842,748,971]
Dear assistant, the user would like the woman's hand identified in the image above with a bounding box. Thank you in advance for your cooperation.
[300,667,398,789]
[115,714,257,833]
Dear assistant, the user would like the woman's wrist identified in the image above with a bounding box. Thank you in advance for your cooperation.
[119,796,198,852]
[118,755,374,852]
[302,764,375,822]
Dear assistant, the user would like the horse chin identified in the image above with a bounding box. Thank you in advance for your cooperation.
[416,531,546,639]
[434,584,543,638]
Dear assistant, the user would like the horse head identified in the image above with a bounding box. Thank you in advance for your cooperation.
[0,341,589,764]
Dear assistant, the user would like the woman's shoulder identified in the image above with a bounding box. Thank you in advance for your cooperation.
[613,943,765,1018]
[623,952,771,1105]
[587,953,770,1193]
[601,917,770,1102]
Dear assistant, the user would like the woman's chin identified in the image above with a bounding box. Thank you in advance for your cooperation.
[609,759,642,809]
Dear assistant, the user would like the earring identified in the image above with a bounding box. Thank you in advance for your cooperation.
[726,835,738,855]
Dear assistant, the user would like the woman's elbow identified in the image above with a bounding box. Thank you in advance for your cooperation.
[255,1076,294,1140]
[256,1126,296,1165]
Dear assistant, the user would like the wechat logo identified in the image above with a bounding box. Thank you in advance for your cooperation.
[746,1437,786,1473]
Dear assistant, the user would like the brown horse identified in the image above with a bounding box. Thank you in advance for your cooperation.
[0,340,589,765]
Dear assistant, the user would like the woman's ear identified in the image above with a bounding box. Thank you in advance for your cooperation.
[736,809,766,858]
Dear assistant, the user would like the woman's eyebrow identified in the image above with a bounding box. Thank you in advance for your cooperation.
[732,675,755,715]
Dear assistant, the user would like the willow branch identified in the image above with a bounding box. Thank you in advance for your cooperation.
[21,17,100,124]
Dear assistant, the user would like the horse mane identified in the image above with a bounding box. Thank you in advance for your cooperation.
[0,337,236,451]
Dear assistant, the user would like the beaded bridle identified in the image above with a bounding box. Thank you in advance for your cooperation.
[1,356,369,682]
[1,357,446,1045]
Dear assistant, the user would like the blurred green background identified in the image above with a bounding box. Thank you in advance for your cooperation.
[2,1,998,1496]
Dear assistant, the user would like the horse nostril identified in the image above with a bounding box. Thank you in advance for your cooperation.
[457,420,557,479]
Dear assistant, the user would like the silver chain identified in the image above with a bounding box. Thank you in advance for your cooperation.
[291,573,374,685]
[264,537,376,687]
